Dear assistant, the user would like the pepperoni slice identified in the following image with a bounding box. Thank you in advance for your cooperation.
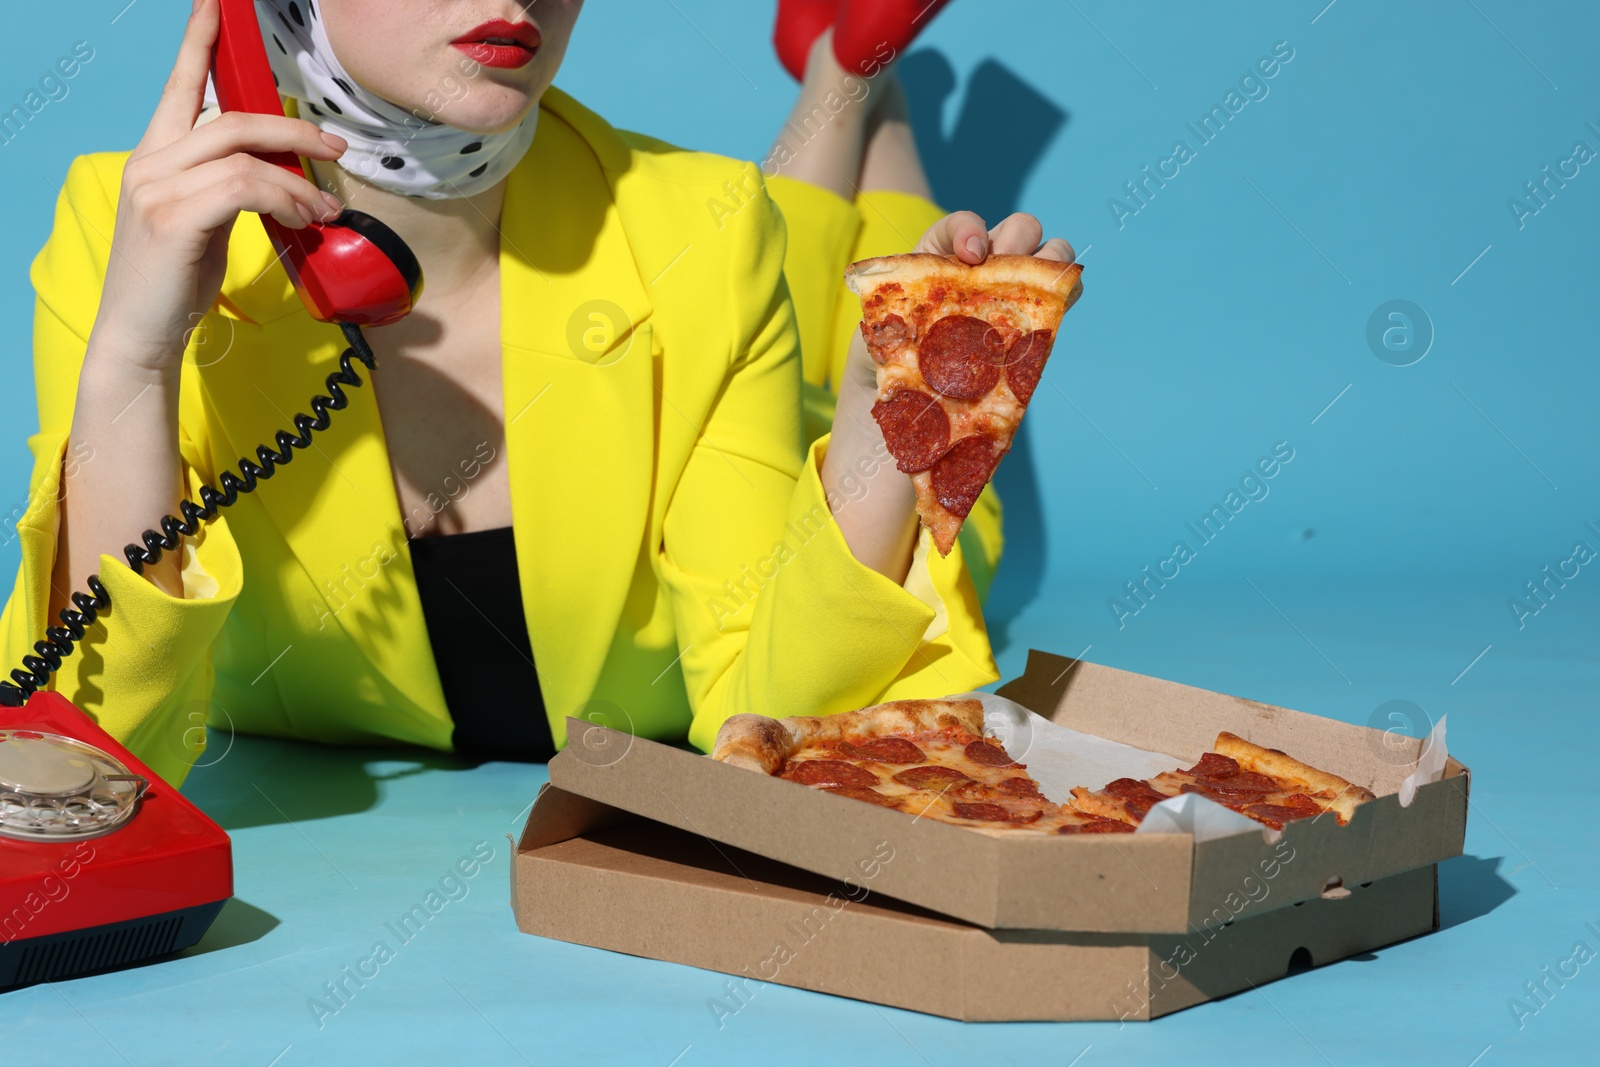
[1183,776,1273,799]
[1185,753,1239,778]
[918,315,1005,399]
[1000,329,1053,405]
[1124,797,1160,820]
[892,765,970,790]
[952,801,1011,821]
[1101,778,1170,820]
[870,391,950,473]
[996,776,1044,799]
[1103,778,1168,804]
[1180,784,1264,809]
[964,739,1021,768]
[1058,816,1137,835]
[1279,793,1325,817]
[1242,795,1323,830]
[952,802,1041,824]
[1239,805,1301,830]
[1199,771,1278,793]
[839,737,927,764]
[822,784,904,809]
[783,760,877,788]
[931,435,1004,519]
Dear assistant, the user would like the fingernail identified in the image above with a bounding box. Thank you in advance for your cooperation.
[321,191,343,216]
[964,235,985,259]
[319,130,346,152]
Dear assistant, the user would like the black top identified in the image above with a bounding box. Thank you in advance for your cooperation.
[406,526,554,762]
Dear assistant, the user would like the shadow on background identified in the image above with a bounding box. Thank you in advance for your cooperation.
[900,52,1069,652]
[183,732,479,830]
[1438,854,1518,931]
[186,899,280,957]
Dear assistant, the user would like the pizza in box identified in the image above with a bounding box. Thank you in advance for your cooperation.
[714,699,1375,835]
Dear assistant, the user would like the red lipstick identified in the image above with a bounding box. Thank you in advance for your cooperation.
[450,19,541,69]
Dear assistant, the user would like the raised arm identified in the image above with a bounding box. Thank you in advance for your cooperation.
[52,0,346,614]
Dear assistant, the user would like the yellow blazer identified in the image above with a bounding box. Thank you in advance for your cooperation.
[1,87,998,786]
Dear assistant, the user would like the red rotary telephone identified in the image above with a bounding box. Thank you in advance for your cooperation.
[0,0,422,988]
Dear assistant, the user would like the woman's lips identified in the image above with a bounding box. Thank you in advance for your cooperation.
[451,20,540,69]
[451,41,536,68]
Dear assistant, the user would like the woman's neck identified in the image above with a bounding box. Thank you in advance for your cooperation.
[308,156,507,303]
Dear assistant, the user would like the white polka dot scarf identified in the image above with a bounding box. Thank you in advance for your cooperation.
[243,0,538,199]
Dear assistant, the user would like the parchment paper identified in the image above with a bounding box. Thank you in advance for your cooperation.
[952,690,1450,843]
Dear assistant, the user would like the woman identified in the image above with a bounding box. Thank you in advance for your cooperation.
[1,0,1074,785]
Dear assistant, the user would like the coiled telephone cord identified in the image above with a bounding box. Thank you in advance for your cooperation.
[0,322,377,706]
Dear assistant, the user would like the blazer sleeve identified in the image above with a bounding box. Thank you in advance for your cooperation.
[0,154,245,787]
[654,164,1000,753]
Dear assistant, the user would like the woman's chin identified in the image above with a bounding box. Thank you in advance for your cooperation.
[429,98,541,137]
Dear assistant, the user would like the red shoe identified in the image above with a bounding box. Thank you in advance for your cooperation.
[833,0,953,76]
[774,0,839,81]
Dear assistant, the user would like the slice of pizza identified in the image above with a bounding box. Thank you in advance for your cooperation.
[844,253,1084,555]
[1069,732,1378,832]
[712,699,1128,834]
[714,708,1375,837]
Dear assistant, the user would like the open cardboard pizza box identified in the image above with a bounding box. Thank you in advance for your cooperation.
[511,650,1468,1020]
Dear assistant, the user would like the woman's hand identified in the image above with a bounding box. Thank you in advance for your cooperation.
[94,0,347,376]
[822,211,1076,584]
[915,210,1077,267]
[50,0,350,610]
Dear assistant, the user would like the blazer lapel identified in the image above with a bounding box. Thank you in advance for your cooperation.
[204,231,450,726]
[498,106,655,746]
[203,90,657,743]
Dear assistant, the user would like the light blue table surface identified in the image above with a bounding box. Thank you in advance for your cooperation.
[5,582,1596,1067]
[2,0,1597,1063]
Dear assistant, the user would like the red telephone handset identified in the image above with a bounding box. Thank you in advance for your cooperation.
[212,0,421,325]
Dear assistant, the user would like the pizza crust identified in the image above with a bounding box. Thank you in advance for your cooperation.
[904,470,961,556]
[711,699,986,775]
[844,253,1085,306]
[711,714,796,775]
[1213,731,1377,823]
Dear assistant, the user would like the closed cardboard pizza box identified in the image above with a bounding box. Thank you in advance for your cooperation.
[537,650,1469,934]
[510,785,1440,1022]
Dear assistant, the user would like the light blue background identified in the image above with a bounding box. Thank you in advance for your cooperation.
[2,1,1597,1064]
